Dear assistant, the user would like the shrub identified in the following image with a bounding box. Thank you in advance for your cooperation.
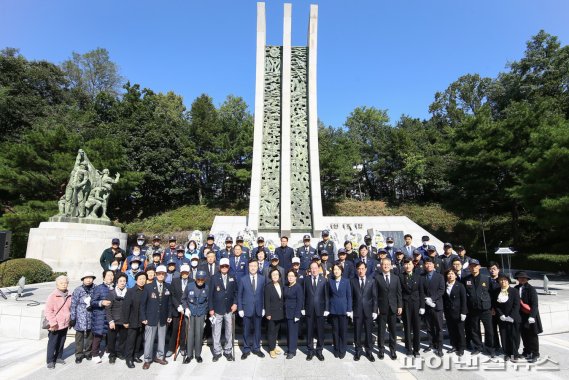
[0,258,55,287]
[514,253,569,273]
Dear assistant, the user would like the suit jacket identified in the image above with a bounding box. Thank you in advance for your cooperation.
[199,262,219,281]
[420,271,445,311]
[351,275,378,318]
[375,271,402,314]
[337,260,355,279]
[139,281,171,326]
[208,273,237,314]
[283,282,304,319]
[493,287,521,323]
[237,273,265,317]
[264,282,285,321]
[303,274,329,317]
[399,271,425,308]
[354,257,377,277]
[275,246,295,272]
[328,277,353,315]
[229,254,248,281]
[400,245,416,258]
[443,281,468,319]
[170,277,191,316]
[121,285,145,328]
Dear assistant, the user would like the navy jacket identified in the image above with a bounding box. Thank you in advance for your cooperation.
[354,257,377,277]
[375,271,403,314]
[351,275,377,319]
[420,271,445,311]
[91,283,113,335]
[443,281,468,319]
[182,282,209,317]
[303,275,329,317]
[328,277,353,315]
[275,246,295,272]
[284,282,304,320]
[229,254,248,281]
[237,273,265,317]
[208,273,237,314]
[337,260,355,280]
[140,281,171,326]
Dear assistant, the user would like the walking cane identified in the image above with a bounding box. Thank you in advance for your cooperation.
[173,312,184,361]
[232,312,236,360]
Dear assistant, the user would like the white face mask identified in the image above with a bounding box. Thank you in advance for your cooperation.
[387,243,394,248]
[422,242,428,247]
[191,261,198,267]
[137,240,144,246]
[131,263,139,270]
[110,265,118,271]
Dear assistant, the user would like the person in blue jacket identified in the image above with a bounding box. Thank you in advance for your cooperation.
[328,264,352,359]
[90,270,114,363]
[182,270,209,364]
[69,271,96,363]
[237,259,266,359]
[283,269,304,359]
[336,248,355,279]
[229,245,248,281]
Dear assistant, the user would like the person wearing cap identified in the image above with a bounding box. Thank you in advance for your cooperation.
[122,271,147,368]
[238,259,266,359]
[199,234,220,261]
[296,235,316,272]
[319,250,334,279]
[456,246,471,267]
[351,261,377,362]
[375,258,402,360]
[420,257,445,357]
[165,258,179,285]
[163,236,178,263]
[514,271,542,362]
[173,244,190,272]
[411,250,424,274]
[70,271,96,363]
[401,234,416,259]
[302,261,330,361]
[100,238,126,271]
[363,235,378,259]
[146,235,164,263]
[208,257,238,362]
[229,245,248,281]
[328,263,352,359]
[130,233,148,257]
[105,273,129,364]
[263,254,285,285]
[493,274,521,362]
[290,257,305,286]
[199,249,219,280]
[166,264,191,358]
[463,258,495,357]
[343,240,358,262]
[418,236,431,260]
[150,250,162,269]
[90,270,115,363]
[356,245,376,277]
[217,236,234,261]
[251,236,272,260]
[336,248,355,280]
[181,269,209,363]
[442,268,468,357]
[440,243,457,273]
[392,249,405,276]
[235,235,251,259]
[140,265,172,369]
[275,236,295,272]
[384,237,396,261]
[317,230,337,262]
[264,268,285,358]
[426,246,443,274]
[122,244,147,273]
[399,258,424,358]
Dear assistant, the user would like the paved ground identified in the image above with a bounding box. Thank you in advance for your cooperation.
[1,332,567,380]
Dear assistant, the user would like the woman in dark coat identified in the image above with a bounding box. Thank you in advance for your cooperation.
[105,273,128,363]
[90,270,115,363]
[121,271,147,368]
[328,264,352,359]
[283,269,304,359]
[265,268,285,358]
[442,269,468,356]
[514,271,542,362]
[494,274,521,361]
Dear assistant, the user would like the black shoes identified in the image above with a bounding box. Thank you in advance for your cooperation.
[366,352,375,362]
[435,350,444,357]
[212,354,221,362]
[447,348,456,354]
[339,353,345,359]
[286,353,295,359]
[253,351,265,358]
[423,346,432,353]
[196,357,203,363]
[389,349,397,360]
[126,360,135,368]
[133,357,143,363]
[75,357,82,364]
[316,352,324,361]
[47,362,55,369]
[354,353,361,361]
[306,353,314,361]
[225,353,234,361]
[413,351,420,358]
[109,357,116,364]
[378,351,384,360]
[241,352,250,360]
[183,356,193,364]
[471,350,480,355]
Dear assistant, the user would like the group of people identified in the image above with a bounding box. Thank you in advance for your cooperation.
[43,232,543,370]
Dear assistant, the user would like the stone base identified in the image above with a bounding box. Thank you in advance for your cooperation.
[25,222,127,280]
[48,215,112,226]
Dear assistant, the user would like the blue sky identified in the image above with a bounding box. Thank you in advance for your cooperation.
[1,0,568,127]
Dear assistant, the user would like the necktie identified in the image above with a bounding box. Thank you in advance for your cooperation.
[209,264,213,276]
[235,257,239,267]
[158,283,162,295]
[313,277,317,289]
[252,275,256,292]
[360,278,364,289]
[363,258,366,265]
[385,275,390,285]
[223,275,227,289]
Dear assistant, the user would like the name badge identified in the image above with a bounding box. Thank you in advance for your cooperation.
[164,290,170,296]
[189,291,194,295]
[151,293,157,299]
[217,286,221,291]
[229,278,234,282]
[466,280,472,285]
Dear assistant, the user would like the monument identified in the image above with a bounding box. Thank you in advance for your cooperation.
[210,2,444,252]
[26,149,127,279]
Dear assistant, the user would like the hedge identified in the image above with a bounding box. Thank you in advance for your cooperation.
[0,258,58,287]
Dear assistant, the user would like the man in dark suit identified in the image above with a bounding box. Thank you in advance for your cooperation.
[336,248,355,279]
[351,261,378,362]
[355,245,376,277]
[420,258,445,357]
[199,250,219,281]
[229,245,248,282]
[166,264,190,357]
[400,258,424,357]
[208,258,237,361]
[275,236,295,272]
[140,265,172,369]
[375,258,402,360]
[302,261,330,361]
[237,260,265,359]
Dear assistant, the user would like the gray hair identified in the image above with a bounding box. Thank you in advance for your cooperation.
[55,275,69,284]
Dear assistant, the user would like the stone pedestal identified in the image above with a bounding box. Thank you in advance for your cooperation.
[26,222,127,280]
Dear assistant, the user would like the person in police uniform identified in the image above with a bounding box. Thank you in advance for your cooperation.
[399,257,424,357]
[417,236,430,260]
[163,236,178,263]
[426,246,443,273]
[235,236,250,259]
[463,258,495,357]
[319,250,334,279]
[440,243,457,273]
[263,255,285,284]
[275,236,295,272]
[456,245,471,267]
[363,235,378,259]
[317,230,337,262]
[173,244,190,272]
[217,236,233,261]
[392,249,405,276]
[146,235,164,263]
[336,248,355,280]
[384,236,396,261]
[251,236,272,259]
[296,234,316,273]
[200,234,220,261]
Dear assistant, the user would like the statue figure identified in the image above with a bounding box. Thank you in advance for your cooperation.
[85,186,108,219]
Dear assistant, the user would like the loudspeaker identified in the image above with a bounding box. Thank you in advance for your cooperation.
[0,231,12,262]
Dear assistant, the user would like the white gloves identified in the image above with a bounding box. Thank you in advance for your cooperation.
[419,308,425,315]
[460,314,466,322]
[301,310,305,316]
[262,309,265,317]
[238,310,244,318]
[425,297,435,308]
[372,313,378,320]
[177,305,183,313]
[83,296,91,305]
[294,317,300,323]
[184,308,191,317]
[323,311,330,317]
[528,317,536,324]
[347,311,353,319]
[500,315,507,322]
[505,316,514,323]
